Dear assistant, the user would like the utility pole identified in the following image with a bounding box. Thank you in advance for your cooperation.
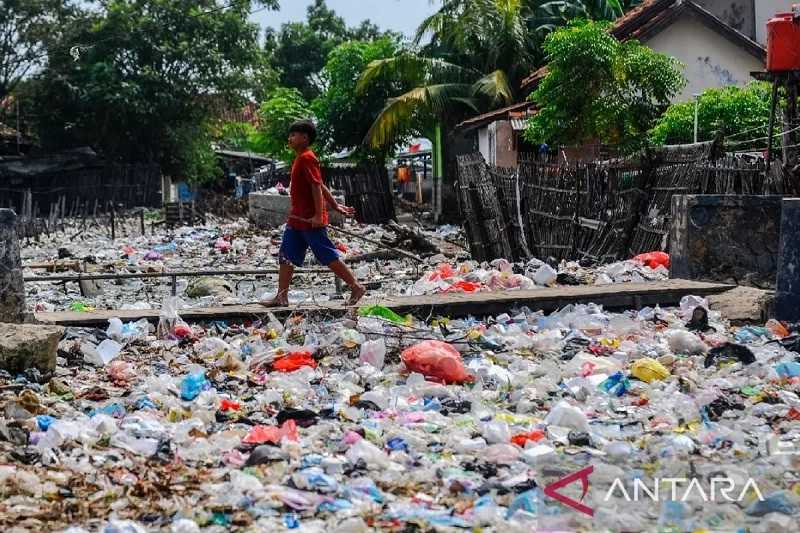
[16,98,21,155]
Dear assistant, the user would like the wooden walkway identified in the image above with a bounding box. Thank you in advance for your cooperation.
[33,279,732,327]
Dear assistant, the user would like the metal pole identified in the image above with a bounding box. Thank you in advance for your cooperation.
[693,94,700,143]
[766,79,779,173]
[16,98,21,155]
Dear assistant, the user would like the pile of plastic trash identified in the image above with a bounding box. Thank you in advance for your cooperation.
[22,219,415,313]
[2,294,799,531]
[409,253,669,295]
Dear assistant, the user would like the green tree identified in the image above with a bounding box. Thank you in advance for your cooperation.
[264,0,396,101]
[252,87,315,164]
[313,38,405,159]
[30,0,276,183]
[650,82,772,148]
[524,19,685,149]
[0,0,79,100]
[215,121,261,152]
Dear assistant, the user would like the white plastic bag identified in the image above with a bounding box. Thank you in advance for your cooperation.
[359,339,386,369]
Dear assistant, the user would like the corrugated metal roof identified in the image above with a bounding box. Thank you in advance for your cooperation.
[511,119,528,131]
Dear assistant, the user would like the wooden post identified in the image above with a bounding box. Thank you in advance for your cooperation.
[110,203,116,240]
[139,208,145,235]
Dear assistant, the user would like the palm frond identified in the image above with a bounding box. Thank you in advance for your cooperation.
[472,69,514,107]
[364,83,473,147]
[356,54,478,95]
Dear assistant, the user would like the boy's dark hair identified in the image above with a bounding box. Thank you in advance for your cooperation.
[288,119,316,144]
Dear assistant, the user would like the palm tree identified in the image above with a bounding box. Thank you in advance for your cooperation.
[357,0,632,149]
[357,0,537,148]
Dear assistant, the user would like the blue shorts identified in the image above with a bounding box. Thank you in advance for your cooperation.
[279,226,340,267]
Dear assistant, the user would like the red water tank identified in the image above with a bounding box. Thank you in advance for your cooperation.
[767,8,800,72]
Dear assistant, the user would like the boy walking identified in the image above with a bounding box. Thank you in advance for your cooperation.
[261,120,366,307]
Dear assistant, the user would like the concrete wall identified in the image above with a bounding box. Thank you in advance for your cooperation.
[696,0,755,40]
[478,127,490,164]
[476,121,517,168]
[670,195,783,288]
[644,12,764,102]
[494,121,518,168]
[755,0,796,45]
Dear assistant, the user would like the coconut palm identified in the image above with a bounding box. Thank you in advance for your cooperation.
[357,0,633,148]
[357,0,536,148]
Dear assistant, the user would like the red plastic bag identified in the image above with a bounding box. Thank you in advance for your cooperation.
[220,399,241,412]
[401,340,473,384]
[428,263,455,281]
[273,351,317,372]
[443,280,482,293]
[242,420,298,444]
[633,251,670,269]
[511,429,545,447]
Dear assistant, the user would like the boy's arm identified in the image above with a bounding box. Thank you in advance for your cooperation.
[309,182,325,227]
[322,184,355,216]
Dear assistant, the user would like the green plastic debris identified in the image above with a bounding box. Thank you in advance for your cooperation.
[358,305,409,325]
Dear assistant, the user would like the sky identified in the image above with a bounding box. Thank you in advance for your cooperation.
[251,0,439,37]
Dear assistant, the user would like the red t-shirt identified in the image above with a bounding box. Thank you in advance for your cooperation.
[288,149,328,230]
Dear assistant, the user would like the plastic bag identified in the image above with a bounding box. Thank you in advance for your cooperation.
[242,420,299,444]
[180,372,209,401]
[401,340,473,384]
[511,429,545,447]
[630,358,670,383]
[544,401,590,432]
[633,251,670,269]
[273,351,317,372]
[532,264,557,286]
[358,305,409,324]
[157,296,190,339]
[443,280,482,293]
[83,339,122,366]
[359,339,386,369]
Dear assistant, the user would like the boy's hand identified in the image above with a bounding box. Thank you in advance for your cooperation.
[334,203,355,217]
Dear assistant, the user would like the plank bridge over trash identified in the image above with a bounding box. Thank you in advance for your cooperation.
[457,143,795,263]
[33,279,733,327]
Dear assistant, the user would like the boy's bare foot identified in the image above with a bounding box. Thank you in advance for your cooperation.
[347,284,366,306]
[258,298,288,308]
[259,291,289,307]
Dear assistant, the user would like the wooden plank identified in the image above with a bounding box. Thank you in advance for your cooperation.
[33,279,733,327]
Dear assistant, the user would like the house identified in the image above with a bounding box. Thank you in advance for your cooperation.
[457,0,779,166]
[522,0,769,102]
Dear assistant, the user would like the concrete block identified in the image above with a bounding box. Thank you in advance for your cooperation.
[775,198,800,321]
[670,195,783,288]
[0,323,64,374]
[248,192,343,229]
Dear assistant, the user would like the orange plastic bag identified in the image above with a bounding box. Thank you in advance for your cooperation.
[633,251,670,269]
[401,340,473,384]
[242,420,299,444]
[273,351,317,372]
[511,429,546,447]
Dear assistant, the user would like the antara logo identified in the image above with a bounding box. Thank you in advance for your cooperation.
[542,466,766,517]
